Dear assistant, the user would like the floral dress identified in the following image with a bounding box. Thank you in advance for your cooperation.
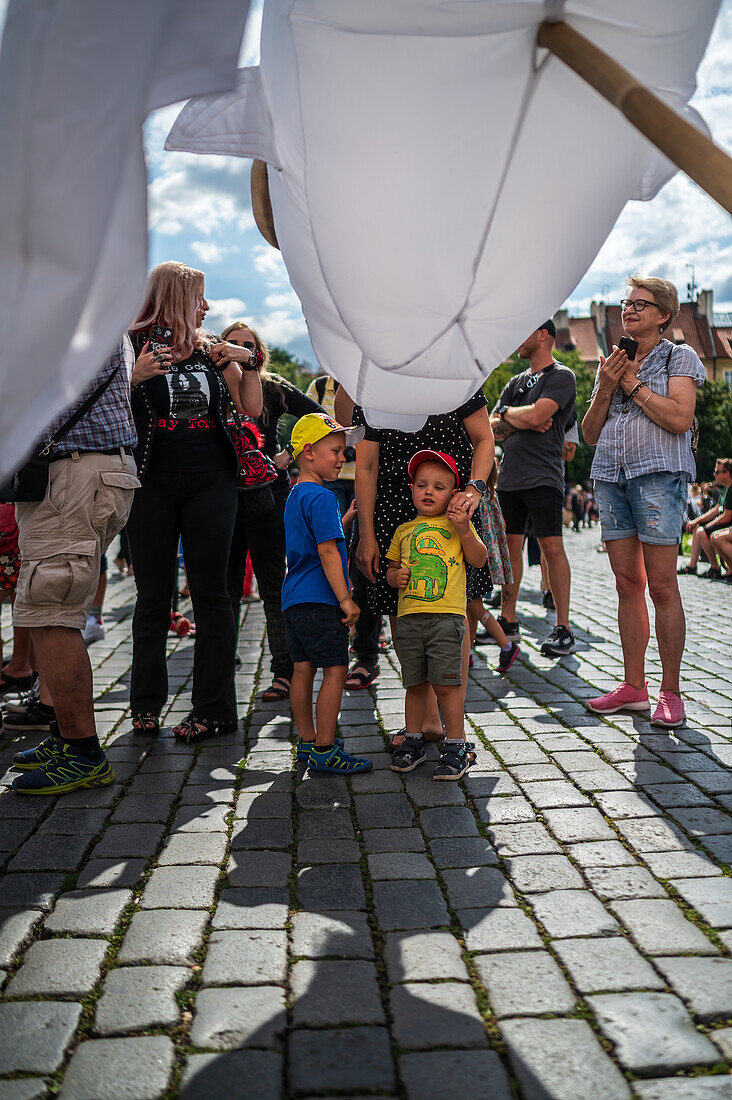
[352,392,493,616]
[478,492,512,587]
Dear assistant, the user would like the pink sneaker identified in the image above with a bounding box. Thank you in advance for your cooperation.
[586,681,650,715]
[651,691,685,728]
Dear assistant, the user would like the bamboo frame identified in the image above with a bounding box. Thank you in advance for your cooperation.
[251,159,280,249]
[537,20,732,216]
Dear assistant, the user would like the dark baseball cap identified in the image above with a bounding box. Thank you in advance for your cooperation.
[540,319,557,338]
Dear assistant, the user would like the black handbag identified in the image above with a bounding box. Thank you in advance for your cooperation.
[0,365,122,503]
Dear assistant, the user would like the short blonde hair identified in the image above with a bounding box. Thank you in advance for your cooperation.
[627,274,679,333]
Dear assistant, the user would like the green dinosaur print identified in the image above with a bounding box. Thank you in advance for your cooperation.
[405,523,451,602]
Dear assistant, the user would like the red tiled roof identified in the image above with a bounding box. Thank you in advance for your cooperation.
[569,317,600,361]
[714,328,732,358]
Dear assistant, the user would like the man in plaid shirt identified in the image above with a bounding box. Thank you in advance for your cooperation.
[11,335,141,796]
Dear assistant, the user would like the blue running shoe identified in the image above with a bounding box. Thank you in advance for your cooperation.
[12,744,115,795]
[12,733,65,771]
[308,743,373,774]
[296,735,343,761]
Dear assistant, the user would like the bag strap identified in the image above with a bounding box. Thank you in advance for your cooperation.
[38,363,122,458]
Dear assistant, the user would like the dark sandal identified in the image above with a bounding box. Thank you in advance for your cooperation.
[131,713,160,736]
[261,677,290,702]
[433,740,477,781]
[173,713,238,743]
[345,663,379,690]
[390,735,427,773]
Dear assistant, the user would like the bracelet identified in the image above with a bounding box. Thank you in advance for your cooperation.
[628,381,645,400]
[640,389,654,409]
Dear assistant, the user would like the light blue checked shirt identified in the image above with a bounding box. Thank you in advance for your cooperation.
[590,340,706,483]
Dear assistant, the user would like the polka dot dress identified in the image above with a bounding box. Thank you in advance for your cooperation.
[352,394,493,616]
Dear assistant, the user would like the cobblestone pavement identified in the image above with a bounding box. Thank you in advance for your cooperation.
[1,529,732,1099]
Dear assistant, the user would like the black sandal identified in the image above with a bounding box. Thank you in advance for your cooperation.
[345,662,379,690]
[260,677,290,702]
[173,713,239,743]
[391,735,427,773]
[131,713,160,736]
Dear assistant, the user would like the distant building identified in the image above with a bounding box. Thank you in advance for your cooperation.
[552,290,732,384]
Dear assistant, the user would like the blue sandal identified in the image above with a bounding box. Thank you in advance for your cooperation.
[308,743,373,774]
[390,735,427,773]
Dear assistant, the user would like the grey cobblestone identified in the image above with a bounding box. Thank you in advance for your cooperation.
[44,887,132,934]
[474,950,576,1016]
[141,864,219,909]
[94,966,188,1034]
[59,1036,175,1099]
[3,540,732,1096]
[501,1018,631,1100]
[117,909,209,964]
[0,1001,82,1073]
[7,937,108,996]
[587,992,720,1073]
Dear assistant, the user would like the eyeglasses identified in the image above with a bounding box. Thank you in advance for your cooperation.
[620,298,659,313]
[227,338,256,349]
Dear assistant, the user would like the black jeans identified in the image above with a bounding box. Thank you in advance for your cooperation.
[227,480,293,681]
[127,468,238,721]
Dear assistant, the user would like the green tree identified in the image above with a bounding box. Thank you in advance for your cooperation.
[483,348,597,483]
[267,345,318,448]
[693,379,732,481]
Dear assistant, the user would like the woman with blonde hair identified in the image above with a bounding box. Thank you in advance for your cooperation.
[220,319,323,703]
[127,262,263,741]
[582,275,705,729]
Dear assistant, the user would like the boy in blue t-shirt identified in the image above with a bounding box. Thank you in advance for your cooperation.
[282,413,373,775]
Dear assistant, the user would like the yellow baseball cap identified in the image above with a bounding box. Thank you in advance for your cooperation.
[289,412,365,460]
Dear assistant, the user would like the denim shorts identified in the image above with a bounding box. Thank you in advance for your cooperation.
[283,602,349,668]
[594,471,688,546]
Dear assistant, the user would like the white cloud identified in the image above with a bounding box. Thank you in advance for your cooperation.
[149,163,254,236]
[263,288,300,310]
[251,244,291,283]
[190,240,239,265]
[251,309,308,346]
[205,298,249,334]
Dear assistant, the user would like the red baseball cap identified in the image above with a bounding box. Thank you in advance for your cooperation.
[407,449,460,487]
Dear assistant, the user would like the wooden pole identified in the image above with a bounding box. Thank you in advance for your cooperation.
[251,159,280,250]
[537,20,732,216]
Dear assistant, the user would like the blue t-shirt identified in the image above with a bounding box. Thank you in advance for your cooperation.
[282,481,348,610]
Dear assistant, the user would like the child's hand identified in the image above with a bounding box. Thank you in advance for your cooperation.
[392,565,411,589]
[342,499,357,528]
[446,498,469,531]
[340,598,360,626]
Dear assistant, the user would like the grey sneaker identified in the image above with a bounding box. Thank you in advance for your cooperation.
[540,625,576,658]
[496,616,521,643]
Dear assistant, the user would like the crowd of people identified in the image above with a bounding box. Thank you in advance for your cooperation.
[0,267,714,795]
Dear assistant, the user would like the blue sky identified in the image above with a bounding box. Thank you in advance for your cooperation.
[146,1,732,366]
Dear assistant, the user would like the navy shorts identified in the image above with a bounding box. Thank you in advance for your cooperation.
[283,602,349,668]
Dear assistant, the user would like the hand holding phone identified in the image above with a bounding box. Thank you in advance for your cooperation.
[618,336,638,361]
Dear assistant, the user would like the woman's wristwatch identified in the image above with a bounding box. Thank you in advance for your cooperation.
[466,479,486,496]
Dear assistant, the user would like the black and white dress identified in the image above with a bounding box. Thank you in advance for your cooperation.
[352,392,493,616]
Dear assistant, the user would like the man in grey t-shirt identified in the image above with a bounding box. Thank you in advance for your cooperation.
[490,320,577,657]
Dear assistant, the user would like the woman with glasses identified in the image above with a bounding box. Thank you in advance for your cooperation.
[582,275,705,729]
[219,321,323,704]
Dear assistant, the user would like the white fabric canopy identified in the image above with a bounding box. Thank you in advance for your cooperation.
[0,0,250,472]
[168,0,719,430]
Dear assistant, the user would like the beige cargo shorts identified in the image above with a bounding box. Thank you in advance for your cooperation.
[14,450,140,630]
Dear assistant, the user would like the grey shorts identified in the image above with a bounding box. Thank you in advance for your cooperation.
[395,613,465,688]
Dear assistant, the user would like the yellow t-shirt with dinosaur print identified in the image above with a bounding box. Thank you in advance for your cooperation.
[386,515,477,617]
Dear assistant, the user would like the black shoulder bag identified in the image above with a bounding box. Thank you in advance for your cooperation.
[0,365,122,504]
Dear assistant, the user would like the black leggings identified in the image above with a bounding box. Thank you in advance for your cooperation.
[127,468,238,721]
[227,482,293,681]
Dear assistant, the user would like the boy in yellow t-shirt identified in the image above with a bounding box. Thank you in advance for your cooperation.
[386,450,487,780]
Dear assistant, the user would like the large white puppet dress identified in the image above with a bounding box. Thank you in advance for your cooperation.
[167,0,721,431]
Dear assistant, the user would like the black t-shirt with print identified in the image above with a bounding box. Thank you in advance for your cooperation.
[146,349,230,472]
